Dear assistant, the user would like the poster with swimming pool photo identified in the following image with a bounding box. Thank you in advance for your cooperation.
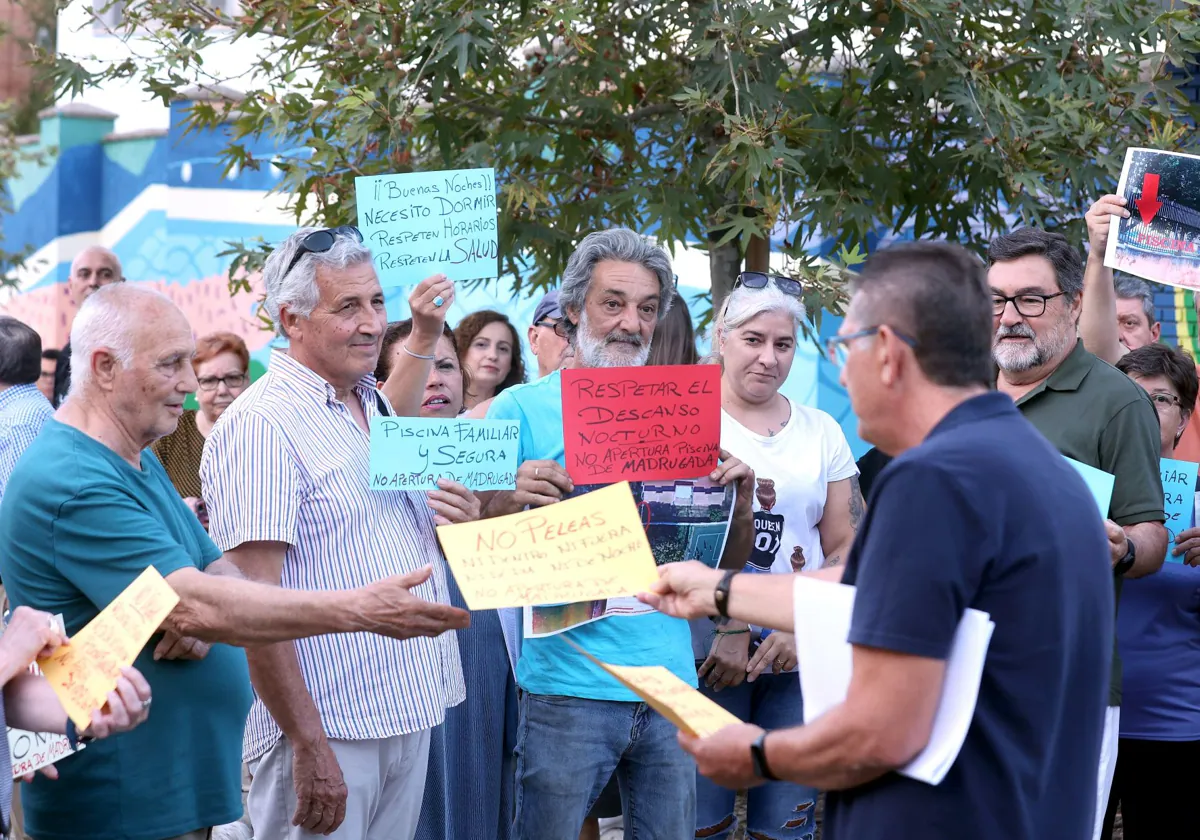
[523,476,736,639]
[1104,147,1200,290]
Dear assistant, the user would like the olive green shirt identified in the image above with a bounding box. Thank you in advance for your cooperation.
[1014,340,1165,706]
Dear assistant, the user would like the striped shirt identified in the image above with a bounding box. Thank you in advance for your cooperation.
[201,350,464,760]
[0,384,53,507]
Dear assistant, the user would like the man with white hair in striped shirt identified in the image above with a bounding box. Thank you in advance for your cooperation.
[201,226,476,840]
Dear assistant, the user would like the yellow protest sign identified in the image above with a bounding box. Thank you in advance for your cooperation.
[569,641,742,738]
[39,566,180,729]
[436,481,659,610]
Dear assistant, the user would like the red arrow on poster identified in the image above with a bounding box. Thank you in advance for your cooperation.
[1136,173,1162,224]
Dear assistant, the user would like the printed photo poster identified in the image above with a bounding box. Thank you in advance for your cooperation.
[1104,148,1200,290]
[524,476,736,638]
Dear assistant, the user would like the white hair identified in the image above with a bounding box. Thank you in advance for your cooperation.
[69,284,173,393]
[262,227,374,337]
[711,282,807,360]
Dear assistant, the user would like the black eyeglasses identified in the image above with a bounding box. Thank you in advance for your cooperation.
[282,226,364,278]
[197,373,248,392]
[734,271,803,299]
[825,326,918,367]
[992,292,1065,318]
[534,318,568,338]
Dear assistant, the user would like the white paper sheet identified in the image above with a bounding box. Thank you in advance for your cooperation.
[792,576,994,785]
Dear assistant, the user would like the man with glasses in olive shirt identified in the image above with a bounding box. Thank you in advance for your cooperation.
[988,228,1166,840]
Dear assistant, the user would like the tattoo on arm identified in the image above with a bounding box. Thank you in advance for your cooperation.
[848,476,865,531]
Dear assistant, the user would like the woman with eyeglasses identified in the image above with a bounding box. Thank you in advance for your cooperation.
[150,331,250,527]
[691,272,863,840]
[1099,343,1200,840]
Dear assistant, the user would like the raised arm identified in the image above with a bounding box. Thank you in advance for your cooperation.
[379,274,455,417]
[1079,196,1131,365]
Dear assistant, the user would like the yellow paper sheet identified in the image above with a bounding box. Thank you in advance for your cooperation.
[436,481,659,610]
[38,566,180,729]
[568,641,742,738]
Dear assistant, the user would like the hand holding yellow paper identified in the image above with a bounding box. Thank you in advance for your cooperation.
[567,641,742,738]
[38,566,180,729]
[436,481,659,610]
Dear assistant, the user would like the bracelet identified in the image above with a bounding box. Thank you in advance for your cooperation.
[715,629,750,635]
[65,718,93,750]
[401,343,436,361]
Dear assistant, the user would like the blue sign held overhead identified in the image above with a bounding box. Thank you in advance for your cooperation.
[355,168,499,287]
[1161,458,1198,562]
[369,417,520,492]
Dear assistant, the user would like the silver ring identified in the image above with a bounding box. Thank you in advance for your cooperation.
[143,696,153,711]
[535,467,540,479]
[433,295,445,308]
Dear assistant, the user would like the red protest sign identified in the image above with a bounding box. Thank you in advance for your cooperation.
[562,365,721,483]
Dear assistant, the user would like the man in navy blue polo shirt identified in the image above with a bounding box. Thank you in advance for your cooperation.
[640,242,1114,840]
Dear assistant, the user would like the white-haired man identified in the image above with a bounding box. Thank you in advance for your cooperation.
[201,227,473,840]
[482,228,755,840]
[0,283,469,840]
[53,246,124,407]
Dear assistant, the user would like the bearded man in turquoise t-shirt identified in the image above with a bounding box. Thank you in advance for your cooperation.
[484,229,755,840]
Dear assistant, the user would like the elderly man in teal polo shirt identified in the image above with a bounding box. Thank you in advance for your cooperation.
[0,283,469,840]
[988,227,1167,840]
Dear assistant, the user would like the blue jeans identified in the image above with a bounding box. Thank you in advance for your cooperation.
[513,692,696,840]
[695,671,818,840]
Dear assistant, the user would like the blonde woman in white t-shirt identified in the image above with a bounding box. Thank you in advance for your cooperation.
[692,272,864,840]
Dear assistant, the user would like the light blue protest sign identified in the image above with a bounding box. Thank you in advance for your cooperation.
[1161,458,1198,563]
[369,417,519,492]
[1065,457,1115,517]
[355,168,498,287]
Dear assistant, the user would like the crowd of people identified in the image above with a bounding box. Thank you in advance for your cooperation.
[0,190,1194,840]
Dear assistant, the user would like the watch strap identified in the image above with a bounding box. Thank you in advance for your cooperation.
[1114,539,1136,576]
[714,569,737,619]
[751,731,780,781]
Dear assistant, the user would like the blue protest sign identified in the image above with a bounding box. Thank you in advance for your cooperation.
[1064,457,1115,517]
[355,168,498,287]
[1161,458,1198,562]
[369,417,519,491]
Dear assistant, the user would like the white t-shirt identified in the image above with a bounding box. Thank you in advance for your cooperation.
[690,399,858,660]
[723,399,859,575]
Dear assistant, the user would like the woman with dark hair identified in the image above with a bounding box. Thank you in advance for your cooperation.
[378,318,517,840]
[646,290,699,367]
[1102,342,1200,840]
[454,310,526,410]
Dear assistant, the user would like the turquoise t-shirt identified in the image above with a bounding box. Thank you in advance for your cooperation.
[0,420,253,840]
[487,372,697,700]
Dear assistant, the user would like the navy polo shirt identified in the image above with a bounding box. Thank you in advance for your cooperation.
[825,392,1113,840]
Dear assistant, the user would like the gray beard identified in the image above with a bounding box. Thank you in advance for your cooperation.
[576,315,651,368]
[993,321,1074,374]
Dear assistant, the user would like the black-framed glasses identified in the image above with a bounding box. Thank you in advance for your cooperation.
[991,292,1065,318]
[282,226,364,278]
[825,326,918,367]
[534,318,568,338]
[734,271,803,299]
[197,373,248,392]
[1149,392,1182,410]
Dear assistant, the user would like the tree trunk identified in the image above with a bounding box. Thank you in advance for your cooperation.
[745,234,770,272]
[708,237,741,318]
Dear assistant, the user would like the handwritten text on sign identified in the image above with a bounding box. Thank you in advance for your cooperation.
[355,168,498,287]
[369,417,520,491]
[1162,458,1198,562]
[567,641,742,738]
[39,566,180,729]
[562,365,721,483]
[436,482,658,610]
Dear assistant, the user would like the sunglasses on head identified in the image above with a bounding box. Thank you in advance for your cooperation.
[283,226,364,278]
[734,271,803,298]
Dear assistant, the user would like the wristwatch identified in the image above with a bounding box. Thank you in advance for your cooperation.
[750,731,780,781]
[65,718,94,750]
[714,569,738,619]
[1114,538,1136,577]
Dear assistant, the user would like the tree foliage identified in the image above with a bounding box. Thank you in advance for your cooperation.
[44,0,1200,322]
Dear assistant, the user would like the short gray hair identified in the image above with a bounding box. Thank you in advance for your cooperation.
[1114,272,1157,326]
[70,284,172,391]
[263,228,374,337]
[559,229,675,341]
[713,282,806,355]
